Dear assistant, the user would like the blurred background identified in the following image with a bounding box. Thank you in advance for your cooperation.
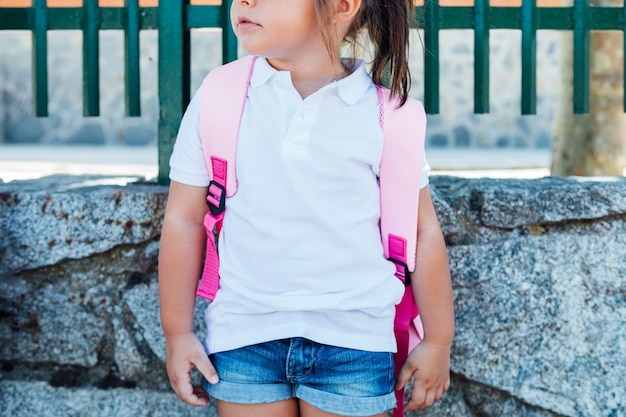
[3,0,623,182]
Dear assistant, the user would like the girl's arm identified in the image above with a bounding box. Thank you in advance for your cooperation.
[159,180,219,406]
[395,185,455,411]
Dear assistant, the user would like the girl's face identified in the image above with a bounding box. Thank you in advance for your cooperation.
[230,0,326,64]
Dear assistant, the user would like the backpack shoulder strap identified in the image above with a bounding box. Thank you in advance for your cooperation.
[199,55,257,198]
[196,55,256,300]
[377,88,426,276]
[377,88,427,417]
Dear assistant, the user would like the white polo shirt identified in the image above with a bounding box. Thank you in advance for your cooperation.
[170,57,429,354]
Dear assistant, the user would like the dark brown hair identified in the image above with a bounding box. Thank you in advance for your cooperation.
[315,0,414,106]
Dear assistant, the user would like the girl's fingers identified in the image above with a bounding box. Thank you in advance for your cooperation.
[170,361,214,406]
[171,372,195,405]
[174,377,209,406]
[406,380,450,411]
[404,382,426,411]
[192,385,211,405]
[194,353,220,385]
[394,362,415,390]
[421,390,436,409]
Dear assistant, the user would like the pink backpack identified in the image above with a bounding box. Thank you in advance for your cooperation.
[195,55,425,417]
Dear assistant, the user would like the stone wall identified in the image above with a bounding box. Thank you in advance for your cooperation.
[0,29,560,149]
[1,174,625,417]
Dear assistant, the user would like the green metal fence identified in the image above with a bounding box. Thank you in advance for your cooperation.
[0,0,625,183]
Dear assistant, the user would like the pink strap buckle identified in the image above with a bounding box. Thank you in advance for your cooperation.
[388,234,410,285]
[207,180,226,216]
[389,258,411,286]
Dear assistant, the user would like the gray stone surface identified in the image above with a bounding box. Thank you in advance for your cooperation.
[0,380,216,417]
[0,277,108,367]
[1,175,625,417]
[0,175,168,274]
[449,230,626,417]
[0,240,166,381]
[469,176,626,228]
[431,176,626,417]
[123,280,209,363]
[431,175,626,244]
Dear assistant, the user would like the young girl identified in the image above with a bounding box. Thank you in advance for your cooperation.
[159,0,455,416]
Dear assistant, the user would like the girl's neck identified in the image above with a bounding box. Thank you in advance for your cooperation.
[267,57,347,99]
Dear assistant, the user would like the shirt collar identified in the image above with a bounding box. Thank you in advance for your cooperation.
[249,57,372,106]
[335,58,372,105]
[249,57,278,88]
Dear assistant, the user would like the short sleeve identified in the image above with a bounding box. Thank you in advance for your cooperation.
[169,89,211,187]
[420,153,430,189]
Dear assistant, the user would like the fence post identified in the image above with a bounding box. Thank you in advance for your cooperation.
[572,0,590,113]
[124,0,141,117]
[82,0,100,116]
[222,0,238,63]
[521,0,537,115]
[473,0,490,113]
[32,0,48,117]
[157,0,190,184]
[424,0,440,114]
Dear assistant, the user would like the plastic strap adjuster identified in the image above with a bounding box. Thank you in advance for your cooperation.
[389,258,411,287]
[206,181,226,216]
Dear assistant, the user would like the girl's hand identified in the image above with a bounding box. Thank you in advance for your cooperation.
[165,332,219,406]
[395,340,451,411]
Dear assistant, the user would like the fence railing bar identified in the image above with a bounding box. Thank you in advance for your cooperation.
[474,0,490,113]
[157,0,188,185]
[124,0,141,117]
[100,8,122,29]
[416,6,623,31]
[186,5,221,28]
[183,28,191,107]
[0,8,29,30]
[49,8,84,29]
[0,7,158,31]
[423,0,440,114]
[4,5,625,32]
[490,7,519,29]
[82,0,100,116]
[536,8,572,30]
[589,7,624,30]
[436,7,473,29]
[222,0,238,63]
[32,0,48,117]
[100,7,158,30]
[521,0,537,115]
[572,0,590,114]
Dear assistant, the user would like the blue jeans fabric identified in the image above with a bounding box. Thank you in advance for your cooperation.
[202,337,396,416]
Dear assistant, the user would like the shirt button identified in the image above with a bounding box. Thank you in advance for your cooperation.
[285,108,296,118]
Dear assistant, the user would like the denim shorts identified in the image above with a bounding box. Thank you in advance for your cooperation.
[202,337,396,416]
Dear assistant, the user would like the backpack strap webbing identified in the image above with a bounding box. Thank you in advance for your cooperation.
[196,55,256,300]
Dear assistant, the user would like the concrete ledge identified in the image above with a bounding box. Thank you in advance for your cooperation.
[0,145,557,183]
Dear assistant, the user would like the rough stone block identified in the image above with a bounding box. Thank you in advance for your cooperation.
[0,175,168,274]
[0,175,624,417]
[0,380,216,417]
